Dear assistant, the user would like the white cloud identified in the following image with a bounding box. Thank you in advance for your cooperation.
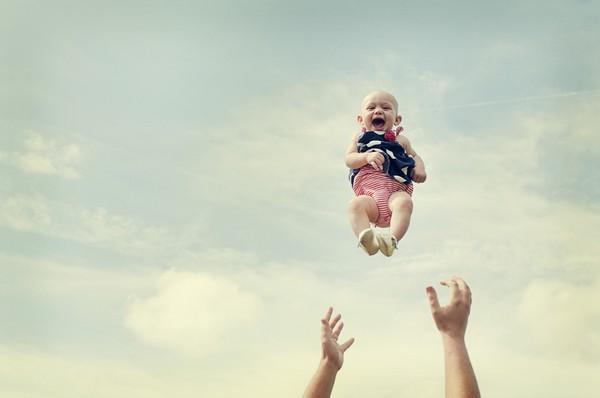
[187,68,452,212]
[5,132,83,179]
[0,3,598,398]
[3,247,600,398]
[517,278,600,361]
[125,269,262,356]
[0,252,156,296]
[0,195,51,231]
[0,345,168,398]
[407,102,600,276]
[0,193,179,257]
[77,207,174,255]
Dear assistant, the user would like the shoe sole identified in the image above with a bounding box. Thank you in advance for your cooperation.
[378,235,396,257]
[358,229,379,256]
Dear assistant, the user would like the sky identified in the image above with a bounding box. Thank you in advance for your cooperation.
[1,1,599,397]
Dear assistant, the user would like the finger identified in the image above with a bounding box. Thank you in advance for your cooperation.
[330,313,342,329]
[332,321,344,338]
[340,337,355,352]
[453,276,472,304]
[321,319,332,338]
[453,276,467,291]
[322,307,333,323]
[441,279,459,304]
[461,278,472,304]
[457,277,471,295]
[426,286,441,313]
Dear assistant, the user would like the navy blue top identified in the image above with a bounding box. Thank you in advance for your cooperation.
[349,130,415,187]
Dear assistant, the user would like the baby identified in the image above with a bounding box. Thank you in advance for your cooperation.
[345,90,426,256]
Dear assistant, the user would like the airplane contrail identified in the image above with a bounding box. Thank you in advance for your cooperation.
[417,88,600,112]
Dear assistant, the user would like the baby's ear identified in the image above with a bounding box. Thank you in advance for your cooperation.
[395,114,402,125]
[357,115,364,124]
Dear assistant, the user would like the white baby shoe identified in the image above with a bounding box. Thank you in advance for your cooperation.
[377,234,397,257]
[358,228,379,256]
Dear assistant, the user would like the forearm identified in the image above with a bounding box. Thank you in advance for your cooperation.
[412,154,425,171]
[345,152,368,169]
[303,359,338,398]
[442,335,480,398]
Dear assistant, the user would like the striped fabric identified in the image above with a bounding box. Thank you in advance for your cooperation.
[348,130,415,187]
[352,165,413,228]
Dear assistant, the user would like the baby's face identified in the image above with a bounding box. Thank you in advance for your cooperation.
[357,91,400,131]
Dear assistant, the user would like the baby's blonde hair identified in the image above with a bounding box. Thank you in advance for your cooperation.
[361,90,399,115]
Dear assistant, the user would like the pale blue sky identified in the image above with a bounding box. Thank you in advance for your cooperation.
[1,1,599,397]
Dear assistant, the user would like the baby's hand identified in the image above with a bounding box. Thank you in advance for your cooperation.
[411,166,427,183]
[365,152,384,171]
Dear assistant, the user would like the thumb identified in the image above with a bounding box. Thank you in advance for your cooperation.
[340,337,355,352]
[426,286,441,313]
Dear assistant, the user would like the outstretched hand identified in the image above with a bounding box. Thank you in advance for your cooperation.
[320,307,355,370]
[426,277,472,339]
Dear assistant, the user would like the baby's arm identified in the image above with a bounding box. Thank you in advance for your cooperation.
[397,135,427,183]
[345,134,384,171]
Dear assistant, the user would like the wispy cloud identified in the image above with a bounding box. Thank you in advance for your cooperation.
[0,195,51,231]
[1,2,599,397]
[2,132,83,179]
[418,88,600,112]
[77,208,174,255]
[0,194,178,257]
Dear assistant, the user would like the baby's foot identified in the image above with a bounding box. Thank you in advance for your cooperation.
[358,228,379,256]
[377,234,397,257]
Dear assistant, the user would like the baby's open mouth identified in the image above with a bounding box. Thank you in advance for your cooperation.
[372,117,385,129]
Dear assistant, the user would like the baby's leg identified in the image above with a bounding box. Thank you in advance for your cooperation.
[388,191,413,241]
[347,195,379,237]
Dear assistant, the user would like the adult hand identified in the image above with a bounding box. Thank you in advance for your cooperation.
[320,307,355,370]
[365,152,384,171]
[426,277,472,339]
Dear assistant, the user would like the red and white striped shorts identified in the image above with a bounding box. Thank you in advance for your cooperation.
[352,166,413,228]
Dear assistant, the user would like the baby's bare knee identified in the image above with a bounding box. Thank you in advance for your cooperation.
[348,196,371,214]
[390,195,413,213]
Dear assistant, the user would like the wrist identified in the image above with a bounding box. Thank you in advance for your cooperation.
[345,153,369,169]
[320,357,340,373]
[441,332,466,346]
